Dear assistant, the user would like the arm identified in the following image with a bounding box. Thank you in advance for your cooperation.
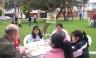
[28,34,34,43]
[72,41,86,51]
[2,44,23,58]
[62,29,70,41]
[52,30,57,35]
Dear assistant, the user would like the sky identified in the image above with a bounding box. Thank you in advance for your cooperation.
[89,0,96,3]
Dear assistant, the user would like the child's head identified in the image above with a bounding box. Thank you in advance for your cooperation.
[71,30,89,46]
[32,26,42,39]
[51,33,73,58]
[56,23,63,32]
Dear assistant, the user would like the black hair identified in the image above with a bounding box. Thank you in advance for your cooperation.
[31,26,43,39]
[56,23,63,28]
[71,30,89,47]
[5,29,17,35]
[51,33,74,58]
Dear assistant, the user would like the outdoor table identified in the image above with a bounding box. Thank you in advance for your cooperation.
[24,40,51,58]
[24,40,83,58]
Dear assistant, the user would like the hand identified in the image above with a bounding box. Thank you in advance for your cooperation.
[34,39,37,42]
[16,47,20,52]
[36,39,40,41]
[34,39,40,42]
[19,47,26,56]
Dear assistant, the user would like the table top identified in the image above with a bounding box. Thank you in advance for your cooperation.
[24,40,51,57]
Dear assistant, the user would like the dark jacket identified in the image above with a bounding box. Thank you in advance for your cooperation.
[72,38,90,58]
[28,16,31,21]
[0,35,23,58]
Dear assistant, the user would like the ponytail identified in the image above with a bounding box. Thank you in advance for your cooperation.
[62,40,74,58]
[51,34,74,58]
[82,31,89,47]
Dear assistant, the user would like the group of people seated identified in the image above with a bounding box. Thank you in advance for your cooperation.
[0,23,90,58]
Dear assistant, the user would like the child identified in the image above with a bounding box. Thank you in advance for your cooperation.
[67,15,70,21]
[44,33,74,58]
[71,30,90,58]
[18,18,22,28]
[28,26,43,42]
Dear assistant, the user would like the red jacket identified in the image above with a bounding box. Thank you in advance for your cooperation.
[93,14,96,20]
[13,38,20,47]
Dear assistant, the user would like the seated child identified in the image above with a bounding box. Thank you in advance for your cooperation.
[28,26,43,43]
[71,30,90,58]
[44,33,74,58]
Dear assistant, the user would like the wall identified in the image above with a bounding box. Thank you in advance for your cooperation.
[30,13,38,18]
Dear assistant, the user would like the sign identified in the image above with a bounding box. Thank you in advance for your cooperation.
[47,12,56,23]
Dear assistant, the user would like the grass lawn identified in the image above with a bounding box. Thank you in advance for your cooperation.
[0,18,96,58]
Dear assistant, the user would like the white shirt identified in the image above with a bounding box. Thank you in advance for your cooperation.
[52,29,70,41]
[34,15,36,19]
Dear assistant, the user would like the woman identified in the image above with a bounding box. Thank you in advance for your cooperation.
[52,23,70,41]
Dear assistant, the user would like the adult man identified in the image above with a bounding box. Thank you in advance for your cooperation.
[0,24,25,58]
[93,13,96,28]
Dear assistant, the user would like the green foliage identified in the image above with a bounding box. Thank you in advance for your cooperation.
[22,5,30,18]
[4,0,14,10]
[22,5,29,14]
[0,9,2,16]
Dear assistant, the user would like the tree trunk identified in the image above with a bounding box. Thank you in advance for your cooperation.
[63,8,67,21]
[20,7,22,20]
[42,0,65,34]
[42,0,61,34]
[42,23,50,34]
[56,6,64,19]
[82,1,84,20]
[70,7,73,20]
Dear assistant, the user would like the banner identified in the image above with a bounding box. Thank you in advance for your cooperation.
[47,12,56,23]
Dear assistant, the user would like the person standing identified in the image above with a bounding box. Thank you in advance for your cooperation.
[11,14,15,24]
[93,13,96,28]
[15,16,18,24]
[34,14,38,24]
[0,24,25,58]
[28,15,32,27]
[67,15,70,21]
[18,18,22,28]
[79,13,82,20]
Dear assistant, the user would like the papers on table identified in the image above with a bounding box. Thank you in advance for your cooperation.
[25,41,51,56]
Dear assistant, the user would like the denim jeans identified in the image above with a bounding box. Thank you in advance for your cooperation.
[94,20,96,28]
[28,21,31,27]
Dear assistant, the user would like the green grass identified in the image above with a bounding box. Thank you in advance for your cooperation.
[0,18,96,58]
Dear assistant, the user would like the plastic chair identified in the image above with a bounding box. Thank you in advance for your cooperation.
[87,35,92,46]
[24,34,31,45]
[88,18,94,26]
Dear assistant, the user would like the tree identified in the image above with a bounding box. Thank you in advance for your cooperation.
[0,9,2,16]
[22,5,30,18]
[3,0,89,34]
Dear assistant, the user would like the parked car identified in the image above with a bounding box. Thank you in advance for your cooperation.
[0,16,11,21]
